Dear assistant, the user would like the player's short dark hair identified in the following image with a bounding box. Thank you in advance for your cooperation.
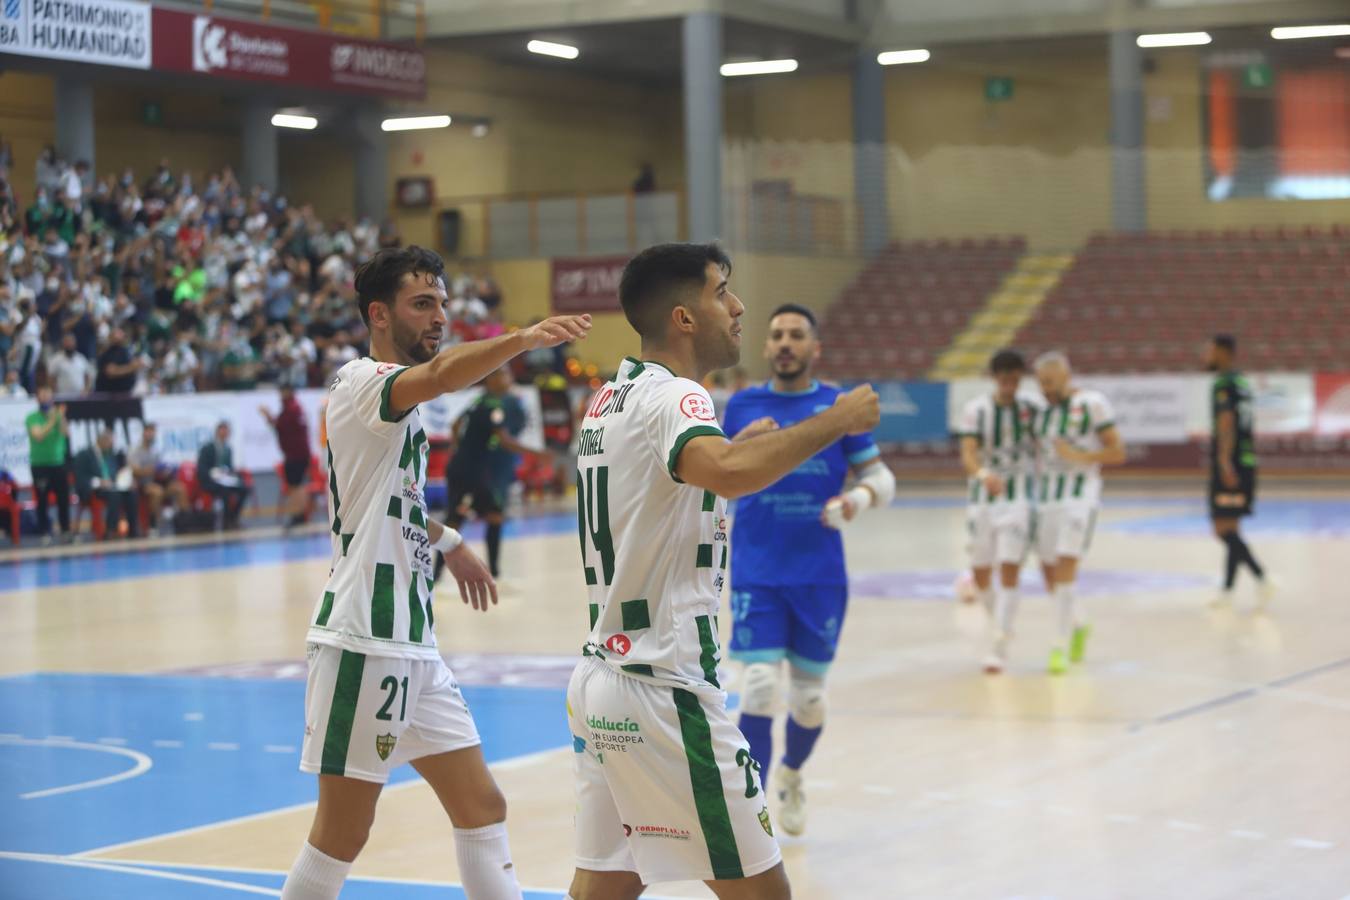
[989,348,1026,374]
[769,303,817,333]
[1212,334,1237,353]
[354,245,445,327]
[619,242,732,341]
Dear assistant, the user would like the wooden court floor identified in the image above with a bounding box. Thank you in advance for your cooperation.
[3,485,1349,899]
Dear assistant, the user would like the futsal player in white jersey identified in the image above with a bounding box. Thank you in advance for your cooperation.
[566,243,878,900]
[281,246,591,900]
[957,349,1044,673]
[1032,351,1126,675]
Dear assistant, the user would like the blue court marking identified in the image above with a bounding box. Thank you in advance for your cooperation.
[0,674,568,856]
[0,513,578,594]
[1107,499,1350,538]
[0,855,569,899]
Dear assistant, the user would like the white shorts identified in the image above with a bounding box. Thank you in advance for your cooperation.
[300,643,480,784]
[967,502,1032,568]
[1035,503,1099,563]
[566,658,782,886]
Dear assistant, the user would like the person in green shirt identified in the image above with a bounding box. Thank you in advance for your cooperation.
[25,385,71,544]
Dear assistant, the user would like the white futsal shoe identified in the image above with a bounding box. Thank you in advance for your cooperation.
[776,765,806,836]
[983,633,1008,674]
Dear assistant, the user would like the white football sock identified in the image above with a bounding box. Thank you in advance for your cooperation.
[455,822,523,899]
[280,842,350,900]
[993,585,1020,636]
[1054,583,1077,644]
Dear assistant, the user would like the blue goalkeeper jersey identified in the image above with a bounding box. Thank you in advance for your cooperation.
[723,381,881,587]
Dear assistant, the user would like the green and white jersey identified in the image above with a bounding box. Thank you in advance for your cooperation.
[1034,388,1116,507]
[575,357,729,692]
[307,356,438,661]
[957,392,1044,505]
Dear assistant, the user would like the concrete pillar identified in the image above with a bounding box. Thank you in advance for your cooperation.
[1109,30,1147,232]
[354,105,389,223]
[682,11,723,243]
[241,100,279,194]
[54,76,95,171]
[853,46,889,256]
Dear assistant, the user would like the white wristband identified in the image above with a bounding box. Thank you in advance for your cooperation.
[430,528,462,554]
[844,485,873,512]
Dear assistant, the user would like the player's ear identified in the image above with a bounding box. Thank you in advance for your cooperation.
[672,303,696,335]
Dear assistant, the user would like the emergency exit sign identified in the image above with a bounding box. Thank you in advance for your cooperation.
[985,76,1014,101]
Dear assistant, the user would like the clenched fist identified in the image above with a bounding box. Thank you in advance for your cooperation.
[832,384,880,435]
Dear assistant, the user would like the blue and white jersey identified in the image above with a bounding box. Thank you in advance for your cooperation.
[723,381,880,587]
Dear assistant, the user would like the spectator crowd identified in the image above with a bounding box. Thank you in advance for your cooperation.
[0,146,511,399]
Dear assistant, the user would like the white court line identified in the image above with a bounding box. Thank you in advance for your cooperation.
[263,745,296,754]
[862,785,895,796]
[208,742,241,751]
[1288,837,1334,850]
[45,735,73,742]
[1229,829,1265,840]
[73,745,570,858]
[183,712,204,722]
[0,850,280,896]
[97,737,128,746]
[0,733,21,740]
[0,736,152,800]
[1107,813,1140,824]
[152,740,183,748]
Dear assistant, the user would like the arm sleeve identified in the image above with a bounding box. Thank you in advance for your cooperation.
[645,378,726,483]
[344,357,414,433]
[1091,392,1117,432]
[955,397,982,439]
[843,430,880,465]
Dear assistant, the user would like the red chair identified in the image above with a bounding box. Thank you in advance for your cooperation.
[0,479,20,545]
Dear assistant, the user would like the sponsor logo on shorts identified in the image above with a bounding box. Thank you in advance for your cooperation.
[604,633,632,655]
[627,824,691,841]
[758,806,774,837]
[588,714,645,754]
[375,733,397,761]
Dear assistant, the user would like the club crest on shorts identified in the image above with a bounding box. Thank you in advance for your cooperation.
[375,733,397,761]
[758,806,774,837]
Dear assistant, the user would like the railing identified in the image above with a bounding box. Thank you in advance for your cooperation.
[436,190,685,260]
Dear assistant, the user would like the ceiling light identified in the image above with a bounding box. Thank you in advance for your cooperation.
[877,49,930,65]
[1271,24,1350,40]
[381,115,451,132]
[720,59,798,77]
[527,39,578,59]
[1136,32,1212,48]
[471,123,489,138]
[271,113,317,130]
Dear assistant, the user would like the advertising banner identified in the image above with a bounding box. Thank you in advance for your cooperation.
[1314,373,1350,436]
[0,0,150,69]
[551,256,627,313]
[151,6,425,99]
[867,381,949,443]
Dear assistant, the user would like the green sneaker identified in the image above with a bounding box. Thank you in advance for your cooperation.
[1070,624,1092,663]
[1048,647,1068,675]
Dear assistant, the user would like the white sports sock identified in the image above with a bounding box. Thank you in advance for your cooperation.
[280,842,351,900]
[1054,583,1077,643]
[976,585,994,613]
[455,822,523,900]
[993,585,1020,636]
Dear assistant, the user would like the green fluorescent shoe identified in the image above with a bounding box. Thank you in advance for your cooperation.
[1048,647,1068,675]
[1070,624,1092,663]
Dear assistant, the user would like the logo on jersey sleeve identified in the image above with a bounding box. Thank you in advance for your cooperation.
[680,392,716,421]
[376,363,399,375]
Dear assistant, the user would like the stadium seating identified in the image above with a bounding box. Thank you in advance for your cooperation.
[817,237,1026,380]
[1013,227,1350,373]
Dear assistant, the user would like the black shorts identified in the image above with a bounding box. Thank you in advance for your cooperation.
[283,457,309,488]
[1209,466,1256,519]
[445,469,502,518]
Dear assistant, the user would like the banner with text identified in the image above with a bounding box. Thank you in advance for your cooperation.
[151,7,425,99]
[0,0,151,69]
[1315,373,1350,436]
[551,256,627,313]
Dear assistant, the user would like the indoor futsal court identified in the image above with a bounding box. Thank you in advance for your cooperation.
[4,486,1349,899]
